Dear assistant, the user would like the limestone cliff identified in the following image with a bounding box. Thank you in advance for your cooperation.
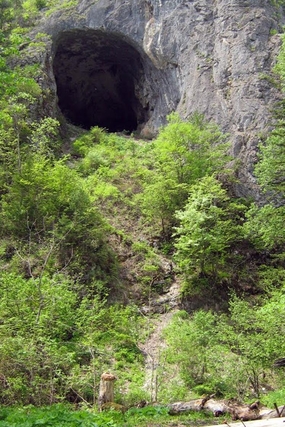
[32,0,285,197]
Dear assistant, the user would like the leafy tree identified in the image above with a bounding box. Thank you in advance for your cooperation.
[138,177,187,235]
[0,272,78,405]
[137,113,230,235]
[173,175,247,291]
[254,132,285,197]
[162,286,285,400]
[0,31,42,191]
[161,310,244,400]
[245,204,285,250]
[223,292,285,397]
[0,269,146,405]
[154,112,229,185]
[0,153,116,287]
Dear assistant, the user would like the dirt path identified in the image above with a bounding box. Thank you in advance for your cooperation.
[139,276,181,401]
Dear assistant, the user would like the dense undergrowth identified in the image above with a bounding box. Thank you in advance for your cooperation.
[1,0,285,420]
[0,404,219,427]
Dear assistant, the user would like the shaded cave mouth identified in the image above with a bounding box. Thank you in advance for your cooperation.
[53,30,150,133]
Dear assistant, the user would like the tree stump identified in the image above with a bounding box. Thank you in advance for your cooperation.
[98,372,117,410]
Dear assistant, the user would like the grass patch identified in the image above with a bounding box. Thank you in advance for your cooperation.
[0,404,218,427]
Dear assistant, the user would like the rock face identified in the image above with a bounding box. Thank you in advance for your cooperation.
[35,0,284,197]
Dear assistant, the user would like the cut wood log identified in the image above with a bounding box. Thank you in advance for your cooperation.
[98,372,117,410]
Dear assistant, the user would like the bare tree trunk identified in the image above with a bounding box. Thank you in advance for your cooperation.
[98,372,116,411]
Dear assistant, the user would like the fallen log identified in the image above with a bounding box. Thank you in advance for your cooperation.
[230,404,260,421]
[168,398,207,415]
[204,399,231,417]
[168,396,230,416]
[168,398,261,421]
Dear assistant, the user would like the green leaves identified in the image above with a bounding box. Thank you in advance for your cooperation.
[245,204,285,249]
[137,176,187,234]
[0,272,78,404]
[162,286,285,400]
[0,152,116,286]
[137,113,230,235]
[155,112,229,185]
[0,271,77,337]
[0,271,145,405]
[0,404,116,426]
[154,112,229,186]
[30,118,61,156]
[255,132,285,196]
[173,176,247,287]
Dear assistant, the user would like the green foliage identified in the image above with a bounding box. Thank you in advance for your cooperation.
[257,266,285,293]
[0,272,77,405]
[138,176,187,235]
[245,203,285,250]
[275,34,285,91]
[253,35,285,191]
[137,113,231,235]
[225,292,285,396]
[163,310,220,387]
[22,0,44,15]
[174,176,248,291]
[155,112,229,184]
[0,153,116,286]
[270,0,285,7]
[163,291,285,400]
[0,404,120,427]
[0,269,145,405]
[19,0,78,21]
[0,29,44,191]
[262,388,285,407]
[44,0,78,15]
[29,117,61,156]
[0,403,216,427]
[0,0,15,29]
[1,0,285,406]
[72,126,108,157]
[246,109,285,255]
[0,272,77,338]
[255,131,285,196]
[126,405,169,424]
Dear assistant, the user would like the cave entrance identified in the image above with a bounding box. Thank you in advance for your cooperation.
[53,30,148,132]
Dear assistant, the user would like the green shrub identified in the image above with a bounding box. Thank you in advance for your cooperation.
[72,126,107,156]
[262,388,285,407]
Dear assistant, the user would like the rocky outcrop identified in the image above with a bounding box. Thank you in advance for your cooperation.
[31,0,285,197]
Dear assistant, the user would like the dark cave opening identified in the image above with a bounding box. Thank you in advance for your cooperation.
[53,30,148,132]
